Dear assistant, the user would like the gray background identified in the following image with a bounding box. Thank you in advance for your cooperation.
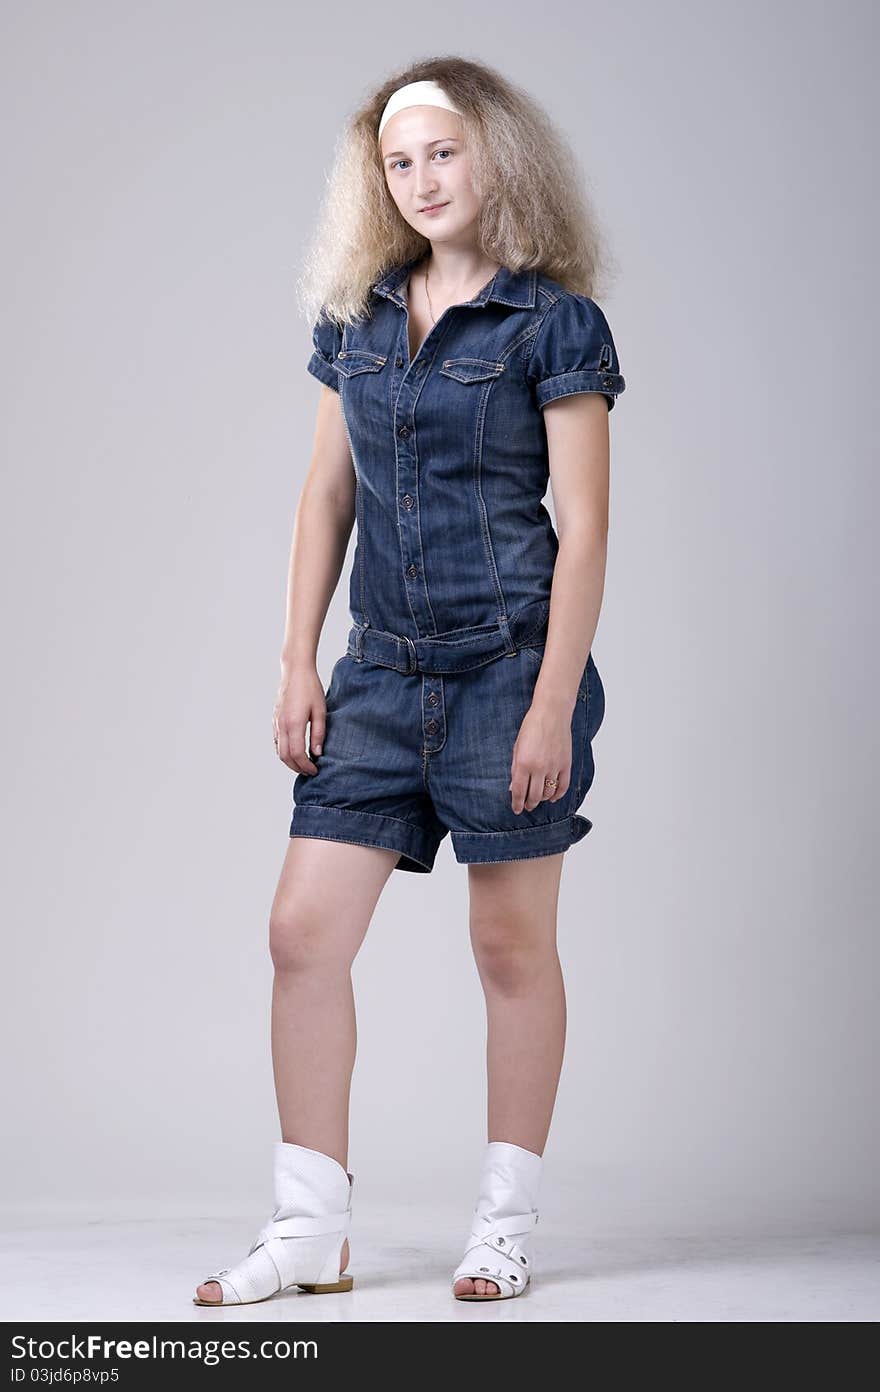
[2,0,877,1243]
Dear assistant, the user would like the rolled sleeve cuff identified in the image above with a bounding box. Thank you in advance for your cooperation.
[307,350,340,391]
[536,369,626,410]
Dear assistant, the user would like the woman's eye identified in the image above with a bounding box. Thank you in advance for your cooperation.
[390,150,453,171]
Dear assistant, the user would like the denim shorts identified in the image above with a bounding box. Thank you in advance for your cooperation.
[289,622,606,874]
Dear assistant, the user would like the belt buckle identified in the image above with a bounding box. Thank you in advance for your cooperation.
[402,635,417,675]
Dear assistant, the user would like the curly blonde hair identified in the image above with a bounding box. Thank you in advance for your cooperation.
[296,54,619,328]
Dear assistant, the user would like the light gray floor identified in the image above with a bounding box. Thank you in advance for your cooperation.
[3,1203,878,1321]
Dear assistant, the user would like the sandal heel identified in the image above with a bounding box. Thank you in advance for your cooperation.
[297,1274,354,1294]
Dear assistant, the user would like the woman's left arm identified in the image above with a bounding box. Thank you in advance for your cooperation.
[533,391,609,710]
[509,392,609,811]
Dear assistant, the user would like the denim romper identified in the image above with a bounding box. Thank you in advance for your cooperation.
[290,257,625,872]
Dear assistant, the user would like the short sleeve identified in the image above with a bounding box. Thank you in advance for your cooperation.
[527,292,626,410]
[307,309,343,391]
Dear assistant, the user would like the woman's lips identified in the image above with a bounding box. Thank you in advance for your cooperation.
[420,202,448,215]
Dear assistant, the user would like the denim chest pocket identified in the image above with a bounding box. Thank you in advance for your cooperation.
[438,357,505,384]
[334,349,388,378]
[334,349,391,438]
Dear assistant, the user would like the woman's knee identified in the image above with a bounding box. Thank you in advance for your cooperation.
[470,916,553,992]
[268,907,354,975]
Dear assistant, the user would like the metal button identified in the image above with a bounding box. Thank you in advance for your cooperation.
[398,425,410,438]
[395,356,403,367]
[407,564,418,577]
[427,692,439,705]
[402,494,414,509]
[425,719,438,733]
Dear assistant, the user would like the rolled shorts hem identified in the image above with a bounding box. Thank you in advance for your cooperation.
[450,813,593,865]
[289,804,440,874]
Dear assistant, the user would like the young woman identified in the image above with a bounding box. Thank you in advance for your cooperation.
[194,55,625,1307]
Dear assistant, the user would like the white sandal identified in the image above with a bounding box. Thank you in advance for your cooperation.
[193,1141,354,1306]
[451,1141,543,1301]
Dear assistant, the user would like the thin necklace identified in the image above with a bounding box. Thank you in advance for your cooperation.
[423,262,497,321]
[423,266,436,324]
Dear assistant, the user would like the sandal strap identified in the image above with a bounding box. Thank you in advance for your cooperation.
[452,1212,537,1298]
[457,1233,531,1272]
[250,1211,351,1251]
[470,1210,538,1240]
[452,1240,531,1297]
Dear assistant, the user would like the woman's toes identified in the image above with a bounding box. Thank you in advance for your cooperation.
[454,1275,500,1296]
[196,1281,223,1303]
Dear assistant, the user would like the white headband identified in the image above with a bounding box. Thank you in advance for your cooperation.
[377,79,462,142]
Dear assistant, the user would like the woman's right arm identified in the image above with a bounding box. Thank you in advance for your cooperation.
[274,384,355,774]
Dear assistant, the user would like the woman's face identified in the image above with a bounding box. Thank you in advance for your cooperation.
[379,106,481,246]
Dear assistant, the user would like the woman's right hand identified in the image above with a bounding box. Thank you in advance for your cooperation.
[273,664,326,774]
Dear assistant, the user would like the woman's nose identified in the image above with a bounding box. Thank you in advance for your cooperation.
[415,166,439,196]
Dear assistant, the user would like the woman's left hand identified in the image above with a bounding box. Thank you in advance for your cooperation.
[509,700,572,812]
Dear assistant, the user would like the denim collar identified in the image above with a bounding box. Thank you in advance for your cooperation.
[371,257,537,310]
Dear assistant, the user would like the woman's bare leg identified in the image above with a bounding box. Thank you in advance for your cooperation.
[453,852,566,1297]
[195,835,398,1303]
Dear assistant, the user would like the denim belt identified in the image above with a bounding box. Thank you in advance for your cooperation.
[346,604,550,676]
